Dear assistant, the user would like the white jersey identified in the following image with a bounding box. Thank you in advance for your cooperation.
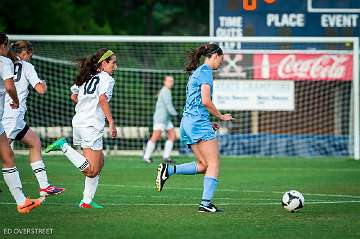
[3,59,42,116]
[0,56,14,95]
[0,56,14,134]
[71,71,115,130]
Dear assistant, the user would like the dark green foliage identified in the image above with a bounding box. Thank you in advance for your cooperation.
[0,0,209,35]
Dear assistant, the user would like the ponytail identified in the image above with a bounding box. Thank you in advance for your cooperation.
[74,48,113,86]
[185,43,223,72]
[185,45,207,72]
[74,54,100,86]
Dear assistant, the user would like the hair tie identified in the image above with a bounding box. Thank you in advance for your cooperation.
[97,50,114,64]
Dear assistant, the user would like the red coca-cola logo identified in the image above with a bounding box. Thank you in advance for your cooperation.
[278,54,348,79]
[254,54,353,81]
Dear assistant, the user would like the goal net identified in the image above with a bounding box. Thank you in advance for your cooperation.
[7,35,360,159]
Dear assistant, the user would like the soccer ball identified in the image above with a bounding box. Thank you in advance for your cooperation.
[281,190,304,212]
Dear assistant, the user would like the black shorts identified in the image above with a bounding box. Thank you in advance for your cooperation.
[15,124,30,141]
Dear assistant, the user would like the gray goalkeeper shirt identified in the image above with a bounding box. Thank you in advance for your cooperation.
[153,87,178,124]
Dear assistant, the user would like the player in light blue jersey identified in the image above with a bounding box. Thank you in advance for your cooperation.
[156,43,233,213]
[143,75,178,164]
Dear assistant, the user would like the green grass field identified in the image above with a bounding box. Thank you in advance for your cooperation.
[1,155,359,238]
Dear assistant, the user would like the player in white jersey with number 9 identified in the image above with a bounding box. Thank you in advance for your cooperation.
[2,40,64,197]
[0,32,42,214]
[45,48,117,209]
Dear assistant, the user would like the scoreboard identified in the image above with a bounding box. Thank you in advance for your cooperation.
[210,0,360,48]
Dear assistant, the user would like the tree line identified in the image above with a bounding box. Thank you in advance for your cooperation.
[0,0,209,35]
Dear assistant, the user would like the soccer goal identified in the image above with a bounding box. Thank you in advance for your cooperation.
[7,35,359,160]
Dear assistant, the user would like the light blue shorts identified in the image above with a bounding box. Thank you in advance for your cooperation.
[180,115,216,146]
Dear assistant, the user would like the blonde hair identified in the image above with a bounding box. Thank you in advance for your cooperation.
[12,40,33,54]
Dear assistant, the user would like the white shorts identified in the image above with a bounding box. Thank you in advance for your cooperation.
[153,121,174,131]
[2,111,27,140]
[73,127,104,150]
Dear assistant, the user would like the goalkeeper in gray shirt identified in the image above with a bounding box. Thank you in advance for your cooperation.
[143,76,178,163]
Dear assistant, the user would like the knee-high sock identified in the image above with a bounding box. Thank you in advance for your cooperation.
[167,161,197,176]
[62,144,89,171]
[144,140,155,160]
[82,175,99,204]
[163,140,174,159]
[201,176,218,206]
[2,167,26,205]
[31,160,50,189]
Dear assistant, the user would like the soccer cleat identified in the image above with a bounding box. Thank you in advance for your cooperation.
[79,200,104,209]
[79,202,92,208]
[17,198,42,214]
[45,137,67,153]
[143,157,153,164]
[39,185,65,197]
[156,163,169,192]
[198,203,224,213]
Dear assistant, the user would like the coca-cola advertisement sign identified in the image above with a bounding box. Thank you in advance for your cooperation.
[253,54,353,81]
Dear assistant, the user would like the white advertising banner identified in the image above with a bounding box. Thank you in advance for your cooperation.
[213,80,295,111]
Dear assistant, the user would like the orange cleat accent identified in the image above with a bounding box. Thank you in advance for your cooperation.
[79,202,92,208]
[17,198,42,214]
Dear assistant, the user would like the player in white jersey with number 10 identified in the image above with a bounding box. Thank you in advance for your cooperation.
[46,48,117,209]
[2,40,64,197]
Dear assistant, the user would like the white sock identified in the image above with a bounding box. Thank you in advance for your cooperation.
[144,140,156,160]
[163,140,174,159]
[2,167,26,205]
[62,143,89,171]
[82,175,99,204]
[31,160,50,189]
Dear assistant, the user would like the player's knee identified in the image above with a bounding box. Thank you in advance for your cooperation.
[206,160,220,169]
[168,134,176,141]
[33,138,42,150]
[27,137,41,150]
[196,162,207,173]
[150,135,160,142]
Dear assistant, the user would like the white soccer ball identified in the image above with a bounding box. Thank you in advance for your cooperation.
[281,190,304,212]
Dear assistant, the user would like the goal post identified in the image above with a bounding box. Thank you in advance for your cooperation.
[7,35,360,160]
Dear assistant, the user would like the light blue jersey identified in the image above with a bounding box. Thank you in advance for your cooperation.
[180,64,216,145]
[183,64,213,117]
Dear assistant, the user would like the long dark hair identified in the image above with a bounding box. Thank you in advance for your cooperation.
[0,32,8,46]
[0,32,9,57]
[74,48,113,86]
[185,43,223,72]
